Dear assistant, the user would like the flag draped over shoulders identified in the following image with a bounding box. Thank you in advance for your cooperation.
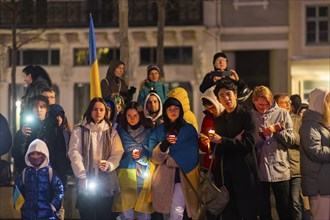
[89,14,102,99]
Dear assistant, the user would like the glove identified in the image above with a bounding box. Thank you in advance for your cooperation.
[160,140,171,152]
[127,86,136,96]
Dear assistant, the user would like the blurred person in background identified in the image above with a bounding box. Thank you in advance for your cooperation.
[299,88,330,220]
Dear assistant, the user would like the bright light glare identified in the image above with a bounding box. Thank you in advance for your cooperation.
[25,115,34,123]
[16,100,21,107]
[88,181,96,190]
[143,171,149,178]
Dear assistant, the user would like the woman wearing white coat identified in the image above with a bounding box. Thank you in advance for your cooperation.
[68,97,124,220]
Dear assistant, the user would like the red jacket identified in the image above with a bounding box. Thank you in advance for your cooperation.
[199,110,217,170]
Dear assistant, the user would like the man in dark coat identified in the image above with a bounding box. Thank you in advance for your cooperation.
[201,78,263,220]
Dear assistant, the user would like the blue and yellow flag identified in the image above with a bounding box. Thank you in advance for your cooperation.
[89,14,102,99]
[13,185,24,210]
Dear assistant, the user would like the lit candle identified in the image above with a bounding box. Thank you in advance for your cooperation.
[208,129,215,136]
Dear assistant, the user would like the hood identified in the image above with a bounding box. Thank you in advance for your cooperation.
[308,87,329,115]
[201,85,225,116]
[104,98,118,123]
[143,92,163,121]
[25,139,49,169]
[105,60,124,80]
[167,87,191,112]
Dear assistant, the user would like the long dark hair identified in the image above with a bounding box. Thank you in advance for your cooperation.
[23,65,52,85]
[121,101,151,131]
[162,97,184,134]
[83,97,111,126]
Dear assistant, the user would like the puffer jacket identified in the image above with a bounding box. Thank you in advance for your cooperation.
[299,88,330,196]
[253,103,295,182]
[167,87,198,132]
[16,139,64,220]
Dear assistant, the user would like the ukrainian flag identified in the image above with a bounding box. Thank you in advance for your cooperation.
[89,14,102,99]
[13,185,24,210]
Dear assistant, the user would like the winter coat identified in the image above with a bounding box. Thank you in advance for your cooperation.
[113,126,153,213]
[138,81,168,107]
[167,87,198,132]
[11,116,67,184]
[143,92,163,127]
[68,119,124,198]
[101,60,130,103]
[214,104,263,218]
[299,88,330,196]
[149,122,200,219]
[0,113,12,156]
[289,114,302,177]
[199,86,224,169]
[253,103,295,182]
[16,139,63,220]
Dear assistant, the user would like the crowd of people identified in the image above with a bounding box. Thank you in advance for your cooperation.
[0,53,329,220]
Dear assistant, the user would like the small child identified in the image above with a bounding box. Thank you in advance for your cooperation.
[15,139,64,220]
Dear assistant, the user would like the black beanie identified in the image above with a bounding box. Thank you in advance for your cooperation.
[212,52,227,65]
[163,97,181,110]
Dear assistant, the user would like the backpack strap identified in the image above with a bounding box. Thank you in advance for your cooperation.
[22,166,53,185]
[22,168,26,185]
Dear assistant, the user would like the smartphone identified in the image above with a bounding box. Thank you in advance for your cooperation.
[222,70,232,77]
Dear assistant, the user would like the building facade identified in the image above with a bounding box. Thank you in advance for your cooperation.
[0,0,329,130]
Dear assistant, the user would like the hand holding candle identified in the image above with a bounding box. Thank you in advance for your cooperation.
[208,129,222,144]
[99,160,109,171]
[132,148,141,160]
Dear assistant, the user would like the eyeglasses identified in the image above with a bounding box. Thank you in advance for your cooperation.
[167,107,180,113]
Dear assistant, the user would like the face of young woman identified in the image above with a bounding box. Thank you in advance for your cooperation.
[91,101,106,124]
[32,101,48,121]
[114,64,125,78]
[148,70,160,82]
[166,105,180,122]
[126,108,140,126]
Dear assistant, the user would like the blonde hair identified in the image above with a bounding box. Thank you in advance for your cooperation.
[324,92,330,126]
[252,85,274,106]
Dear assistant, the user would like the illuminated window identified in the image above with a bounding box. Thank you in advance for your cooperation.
[73,48,120,66]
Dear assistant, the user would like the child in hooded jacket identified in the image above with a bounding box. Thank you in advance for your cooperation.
[15,139,64,220]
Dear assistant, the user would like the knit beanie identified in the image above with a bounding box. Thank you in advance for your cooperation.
[163,97,181,110]
[308,87,329,115]
[147,64,160,76]
[213,52,227,65]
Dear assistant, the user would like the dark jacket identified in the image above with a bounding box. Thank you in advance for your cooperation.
[0,113,12,156]
[200,74,252,108]
[11,117,68,184]
[299,109,330,196]
[16,166,64,220]
[101,60,131,103]
[214,105,263,219]
[16,139,63,220]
